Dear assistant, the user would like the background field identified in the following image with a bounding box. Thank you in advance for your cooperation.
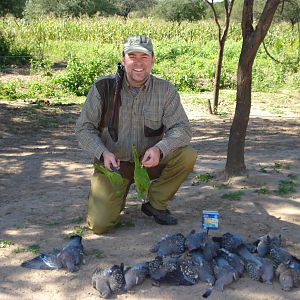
[1,17,299,104]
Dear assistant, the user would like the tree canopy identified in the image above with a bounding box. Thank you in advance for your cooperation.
[152,0,207,22]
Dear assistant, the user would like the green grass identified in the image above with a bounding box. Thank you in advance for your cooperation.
[84,249,106,259]
[0,239,14,248]
[254,187,271,195]
[14,244,40,254]
[276,179,297,196]
[273,162,291,171]
[221,191,245,201]
[0,17,299,98]
[65,225,88,239]
[192,173,215,185]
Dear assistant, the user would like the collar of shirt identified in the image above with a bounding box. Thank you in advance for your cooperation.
[123,73,152,92]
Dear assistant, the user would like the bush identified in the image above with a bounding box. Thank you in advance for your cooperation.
[0,30,32,66]
[55,55,118,95]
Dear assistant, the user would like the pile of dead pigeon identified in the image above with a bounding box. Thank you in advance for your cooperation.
[21,231,300,298]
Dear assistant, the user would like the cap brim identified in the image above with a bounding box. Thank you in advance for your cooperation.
[124,45,152,55]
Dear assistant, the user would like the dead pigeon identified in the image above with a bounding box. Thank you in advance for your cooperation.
[276,259,300,291]
[201,241,220,261]
[276,263,295,291]
[189,250,215,285]
[213,256,239,290]
[124,262,149,291]
[150,233,186,257]
[237,244,263,281]
[218,248,244,276]
[21,235,84,272]
[269,245,293,268]
[92,263,125,298]
[185,230,208,251]
[258,257,275,284]
[148,256,165,284]
[213,232,244,253]
[256,234,281,257]
[156,257,200,286]
[202,255,239,297]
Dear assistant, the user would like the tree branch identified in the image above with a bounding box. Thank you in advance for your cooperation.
[205,0,222,41]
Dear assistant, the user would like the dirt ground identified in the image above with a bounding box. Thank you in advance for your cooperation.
[0,95,300,300]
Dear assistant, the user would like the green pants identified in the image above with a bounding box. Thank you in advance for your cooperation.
[87,146,197,234]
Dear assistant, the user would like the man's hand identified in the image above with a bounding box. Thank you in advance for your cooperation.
[141,146,161,168]
[102,150,120,171]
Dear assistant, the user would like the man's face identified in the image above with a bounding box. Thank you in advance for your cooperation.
[122,51,155,87]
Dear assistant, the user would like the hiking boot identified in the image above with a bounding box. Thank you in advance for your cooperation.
[141,202,177,225]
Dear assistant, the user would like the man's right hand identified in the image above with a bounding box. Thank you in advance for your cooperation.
[102,151,120,171]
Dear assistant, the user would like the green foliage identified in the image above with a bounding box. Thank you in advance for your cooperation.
[0,17,299,95]
[30,58,53,76]
[112,0,156,18]
[55,54,118,95]
[221,191,245,201]
[253,0,300,26]
[24,0,116,19]
[15,244,40,253]
[0,79,72,101]
[0,30,32,66]
[277,179,297,196]
[254,187,271,195]
[0,239,14,248]
[192,172,215,186]
[153,0,206,22]
[65,226,88,238]
[195,173,215,182]
[273,161,291,171]
[0,0,26,17]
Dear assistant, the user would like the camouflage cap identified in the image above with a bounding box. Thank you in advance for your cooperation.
[123,35,153,55]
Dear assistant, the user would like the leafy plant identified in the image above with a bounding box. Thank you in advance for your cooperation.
[277,179,297,196]
[221,191,245,201]
[65,225,88,239]
[0,239,14,248]
[254,187,271,195]
[195,173,215,182]
[287,173,297,181]
[273,162,291,171]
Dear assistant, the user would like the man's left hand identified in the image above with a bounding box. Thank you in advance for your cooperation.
[141,146,161,168]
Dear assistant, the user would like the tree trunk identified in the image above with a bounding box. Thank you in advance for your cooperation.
[213,40,225,113]
[225,0,281,176]
[225,49,253,175]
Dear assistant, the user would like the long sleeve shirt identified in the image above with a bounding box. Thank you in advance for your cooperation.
[75,73,192,162]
